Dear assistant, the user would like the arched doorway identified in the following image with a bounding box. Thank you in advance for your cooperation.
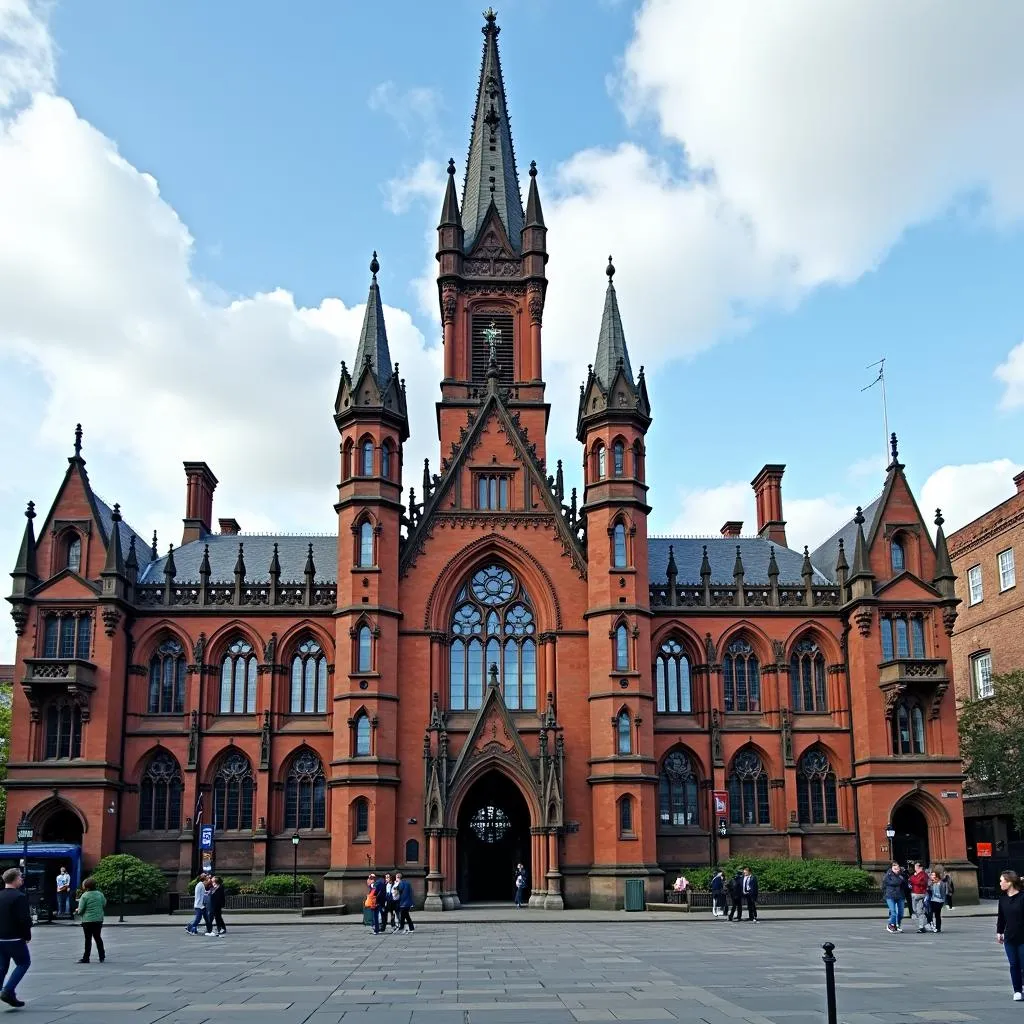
[457,771,531,903]
[892,803,929,869]
[39,807,84,846]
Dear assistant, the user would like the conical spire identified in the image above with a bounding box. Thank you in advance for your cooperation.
[462,7,523,252]
[234,542,246,579]
[801,545,814,581]
[700,545,712,581]
[200,544,212,579]
[164,544,177,579]
[304,542,316,579]
[834,537,849,586]
[524,161,545,228]
[102,502,125,575]
[666,544,678,581]
[932,508,956,596]
[849,507,874,582]
[733,545,745,581]
[125,535,138,582]
[439,158,462,227]
[268,542,280,578]
[353,252,393,388]
[593,257,634,389]
[767,545,780,582]
[13,501,38,581]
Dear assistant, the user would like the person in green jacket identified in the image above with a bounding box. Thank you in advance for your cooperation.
[75,878,106,963]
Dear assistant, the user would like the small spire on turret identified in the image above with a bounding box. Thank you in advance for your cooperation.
[268,542,280,578]
[125,535,138,580]
[666,544,678,582]
[733,544,745,581]
[103,502,125,575]
[200,544,212,578]
[152,530,159,560]
[700,545,712,581]
[767,545,780,582]
[801,545,814,581]
[164,544,177,579]
[835,537,849,583]
[234,542,246,579]
[304,542,316,580]
[933,507,956,597]
[73,423,83,458]
[555,459,564,502]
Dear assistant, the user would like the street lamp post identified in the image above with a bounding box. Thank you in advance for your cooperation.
[291,833,300,900]
[119,860,127,924]
[885,824,896,864]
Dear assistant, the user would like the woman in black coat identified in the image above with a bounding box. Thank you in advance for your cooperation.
[209,876,227,936]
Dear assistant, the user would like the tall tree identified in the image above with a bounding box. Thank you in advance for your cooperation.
[958,670,1024,829]
[0,684,11,835]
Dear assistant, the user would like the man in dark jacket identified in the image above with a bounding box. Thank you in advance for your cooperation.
[741,866,759,923]
[727,871,744,921]
[882,861,910,933]
[209,876,227,936]
[372,873,387,935]
[394,871,415,933]
[0,868,32,1008]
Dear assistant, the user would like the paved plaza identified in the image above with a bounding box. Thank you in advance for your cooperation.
[2,912,1016,1024]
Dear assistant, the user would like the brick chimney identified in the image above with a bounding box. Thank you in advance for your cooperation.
[218,518,241,536]
[1015,470,1024,495]
[721,521,743,538]
[182,462,218,545]
[751,463,787,547]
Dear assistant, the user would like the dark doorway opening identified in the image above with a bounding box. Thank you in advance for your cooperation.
[39,808,84,846]
[892,803,929,870]
[457,771,531,903]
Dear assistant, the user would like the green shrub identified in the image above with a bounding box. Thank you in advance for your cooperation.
[90,854,167,905]
[673,858,873,894]
[253,874,317,896]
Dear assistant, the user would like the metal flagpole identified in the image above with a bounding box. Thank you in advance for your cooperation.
[862,358,889,464]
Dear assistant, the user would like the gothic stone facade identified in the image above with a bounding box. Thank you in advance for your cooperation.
[4,11,975,909]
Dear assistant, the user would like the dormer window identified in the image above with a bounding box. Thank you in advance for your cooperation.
[890,538,905,573]
[65,535,81,573]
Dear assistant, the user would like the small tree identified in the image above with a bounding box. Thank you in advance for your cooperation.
[90,854,167,904]
[0,683,11,836]
[958,669,1024,829]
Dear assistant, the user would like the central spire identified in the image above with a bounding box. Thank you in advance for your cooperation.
[462,8,524,252]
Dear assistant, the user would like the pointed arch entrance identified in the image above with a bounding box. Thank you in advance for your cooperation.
[457,770,531,903]
[892,803,929,869]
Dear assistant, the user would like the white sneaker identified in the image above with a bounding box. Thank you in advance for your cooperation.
[1014,992,1022,1001]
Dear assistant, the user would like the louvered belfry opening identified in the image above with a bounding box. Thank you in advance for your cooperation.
[471,313,515,385]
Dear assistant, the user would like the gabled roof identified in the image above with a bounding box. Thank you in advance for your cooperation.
[462,10,524,253]
[93,495,153,571]
[649,537,830,586]
[809,496,882,583]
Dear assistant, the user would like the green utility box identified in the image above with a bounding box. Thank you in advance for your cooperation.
[624,878,646,912]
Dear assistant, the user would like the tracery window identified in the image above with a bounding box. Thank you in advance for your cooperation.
[213,751,254,831]
[659,750,698,826]
[616,710,632,754]
[138,750,183,831]
[42,612,91,660]
[44,701,82,760]
[655,638,692,713]
[354,711,372,757]
[65,535,82,572]
[612,522,628,569]
[789,638,826,713]
[727,749,770,826]
[448,564,537,711]
[220,638,257,714]
[614,623,630,672]
[796,749,838,825]
[358,521,375,568]
[723,638,760,712]
[891,697,926,755]
[284,749,326,830]
[148,638,186,715]
[469,805,511,843]
[290,638,328,714]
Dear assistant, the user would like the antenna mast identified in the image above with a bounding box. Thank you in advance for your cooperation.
[862,358,889,464]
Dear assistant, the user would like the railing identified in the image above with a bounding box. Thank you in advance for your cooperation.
[650,583,841,610]
[136,582,337,609]
[173,892,323,912]
[22,658,96,687]
[665,889,884,908]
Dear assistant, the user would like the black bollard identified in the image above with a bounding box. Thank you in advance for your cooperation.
[821,942,838,1024]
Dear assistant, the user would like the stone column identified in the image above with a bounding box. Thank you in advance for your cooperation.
[528,827,548,907]
[424,831,443,911]
[544,829,564,909]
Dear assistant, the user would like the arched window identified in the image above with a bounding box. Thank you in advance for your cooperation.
[618,795,634,836]
[284,749,326,830]
[595,442,606,480]
[148,638,186,715]
[891,537,905,573]
[361,439,375,476]
[405,838,420,862]
[220,638,257,714]
[356,625,373,673]
[45,702,82,759]
[796,749,838,825]
[723,638,761,712]
[138,750,183,831]
[655,638,692,713]
[727,749,770,826]
[614,623,630,672]
[381,441,393,481]
[213,750,254,831]
[358,521,375,568]
[659,750,698,826]
[341,439,353,480]
[66,535,81,572]
[354,712,372,757]
[789,638,826,713]
[616,710,632,754]
[612,522,628,569]
[354,797,370,839]
[632,440,644,480]
[891,697,926,755]
[290,638,328,714]
[612,441,625,477]
[448,564,537,711]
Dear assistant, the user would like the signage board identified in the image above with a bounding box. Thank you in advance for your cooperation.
[199,825,214,851]
[940,790,960,799]
[977,842,993,858]
[713,791,729,817]
[16,826,33,843]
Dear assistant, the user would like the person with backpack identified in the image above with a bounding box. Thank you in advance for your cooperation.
[75,877,106,963]
[514,864,527,908]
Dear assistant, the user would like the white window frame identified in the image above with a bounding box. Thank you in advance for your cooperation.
[998,548,1016,592]
[967,565,983,606]
[971,651,993,699]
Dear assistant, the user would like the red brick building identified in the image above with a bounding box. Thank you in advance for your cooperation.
[4,11,975,908]
[948,468,1024,862]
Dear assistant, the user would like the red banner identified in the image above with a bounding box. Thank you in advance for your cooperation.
[713,790,729,817]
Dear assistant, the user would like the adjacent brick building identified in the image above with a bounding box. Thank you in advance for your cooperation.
[4,10,975,908]
[948,467,1024,862]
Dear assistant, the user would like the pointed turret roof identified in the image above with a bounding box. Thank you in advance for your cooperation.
[932,508,956,597]
[593,257,634,389]
[13,501,38,581]
[439,158,462,227]
[524,161,544,228]
[353,253,393,389]
[462,8,524,253]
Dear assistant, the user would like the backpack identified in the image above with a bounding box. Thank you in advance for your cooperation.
[515,874,525,889]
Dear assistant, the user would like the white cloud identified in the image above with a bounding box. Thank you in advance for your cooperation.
[921,459,1023,535]
[368,81,443,143]
[0,0,54,109]
[995,339,1024,409]
[383,157,443,215]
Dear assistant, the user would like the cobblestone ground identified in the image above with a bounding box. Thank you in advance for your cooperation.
[2,912,1015,1023]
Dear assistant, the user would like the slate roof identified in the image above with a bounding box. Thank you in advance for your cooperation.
[648,537,831,586]
[808,496,882,584]
[462,13,524,253]
[94,496,154,570]
[138,535,337,584]
[593,264,634,389]
[352,259,392,388]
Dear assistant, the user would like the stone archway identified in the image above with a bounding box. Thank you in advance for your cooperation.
[892,803,928,869]
[30,799,85,846]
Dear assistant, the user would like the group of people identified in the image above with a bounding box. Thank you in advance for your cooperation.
[363,872,415,934]
[185,873,228,937]
[881,861,954,934]
[707,867,760,922]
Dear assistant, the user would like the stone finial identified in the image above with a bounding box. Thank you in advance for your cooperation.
[25,501,35,520]
[73,423,83,457]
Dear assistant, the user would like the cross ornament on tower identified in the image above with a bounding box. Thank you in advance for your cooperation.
[482,320,502,366]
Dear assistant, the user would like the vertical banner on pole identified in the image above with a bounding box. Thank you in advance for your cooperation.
[200,824,214,874]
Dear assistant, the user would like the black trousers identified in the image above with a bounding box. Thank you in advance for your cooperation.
[930,901,943,932]
[213,908,226,933]
[82,921,105,961]
[398,908,414,931]
[728,896,742,920]
[745,896,758,920]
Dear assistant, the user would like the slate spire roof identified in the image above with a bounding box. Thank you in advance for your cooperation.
[353,252,392,389]
[462,8,524,253]
[593,257,634,389]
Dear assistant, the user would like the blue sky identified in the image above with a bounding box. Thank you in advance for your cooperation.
[2,1,1024,661]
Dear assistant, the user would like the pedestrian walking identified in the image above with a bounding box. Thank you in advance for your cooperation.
[998,869,1024,1001]
[927,870,947,934]
[727,870,744,921]
[209,876,227,936]
[0,867,32,1008]
[514,865,527,908]
[364,873,379,930]
[395,871,415,933]
[882,861,910,933]
[910,861,930,933]
[942,867,955,911]
[185,873,211,935]
[55,865,72,919]
[710,870,726,917]
[385,873,399,932]
[75,877,106,963]
[741,866,759,923]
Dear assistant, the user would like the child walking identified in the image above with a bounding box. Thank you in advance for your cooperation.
[76,878,106,963]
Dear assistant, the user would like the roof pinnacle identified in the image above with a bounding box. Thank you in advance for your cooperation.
[370,250,379,278]
[73,423,83,457]
[606,255,615,279]
[25,501,35,520]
